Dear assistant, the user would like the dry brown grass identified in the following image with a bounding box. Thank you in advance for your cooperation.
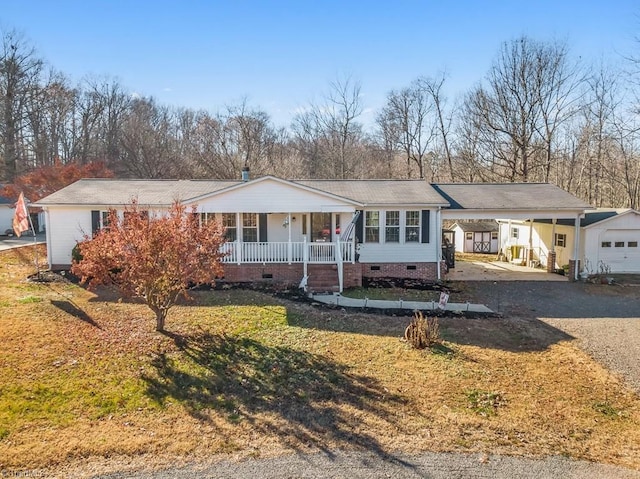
[1,246,640,476]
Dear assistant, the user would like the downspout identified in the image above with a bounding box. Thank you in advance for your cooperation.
[44,207,52,269]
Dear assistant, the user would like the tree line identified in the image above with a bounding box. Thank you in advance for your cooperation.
[1,29,639,208]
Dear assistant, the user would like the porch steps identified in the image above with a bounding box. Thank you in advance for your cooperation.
[307,264,340,293]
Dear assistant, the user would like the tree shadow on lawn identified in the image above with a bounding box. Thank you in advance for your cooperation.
[142,330,413,464]
[50,299,102,329]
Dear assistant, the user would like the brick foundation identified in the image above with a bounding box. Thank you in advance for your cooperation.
[361,262,439,281]
[222,263,304,288]
[221,261,440,290]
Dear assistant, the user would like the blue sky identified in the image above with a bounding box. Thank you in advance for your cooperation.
[1,1,638,128]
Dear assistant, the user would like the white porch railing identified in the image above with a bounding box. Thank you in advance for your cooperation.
[220,240,354,264]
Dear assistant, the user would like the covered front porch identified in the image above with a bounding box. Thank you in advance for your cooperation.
[209,211,359,292]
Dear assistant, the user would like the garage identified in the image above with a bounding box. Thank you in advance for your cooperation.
[596,225,640,273]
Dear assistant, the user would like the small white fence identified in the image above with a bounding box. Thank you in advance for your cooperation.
[220,240,354,264]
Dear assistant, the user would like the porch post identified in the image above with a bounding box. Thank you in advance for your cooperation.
[572,215,581,281]
[528,219,534,267]
[287,213,292,264]
[236,212,242,264]
[303,236,308,279]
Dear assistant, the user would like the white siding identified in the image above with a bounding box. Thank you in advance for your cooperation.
[358,208,438,263]
[0,206,13,234]
[196,180,355,213]
[47,207,93,266]
[584,212,640,273]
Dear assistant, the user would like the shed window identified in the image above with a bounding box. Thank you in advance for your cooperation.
[385,211,400,243]
[601,241,611,248]
[405,211,420,242]
[491,232,498,240]
[465,232,473,240]
[554,233,567,248]
[365,211,380,243]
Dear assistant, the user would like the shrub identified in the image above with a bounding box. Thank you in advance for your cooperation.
[404,310,440,349]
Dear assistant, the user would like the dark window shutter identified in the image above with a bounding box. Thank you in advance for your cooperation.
[258,213,268,242]
[355,210,364,243]
[421,210,430,243]
[91,210,100,235]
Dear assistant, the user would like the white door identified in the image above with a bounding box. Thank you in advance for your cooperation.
[598,230,640,273]
[473,232,492,253]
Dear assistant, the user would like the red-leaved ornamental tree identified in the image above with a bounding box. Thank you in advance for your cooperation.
[0,160,114,202]
[71,200,226,332]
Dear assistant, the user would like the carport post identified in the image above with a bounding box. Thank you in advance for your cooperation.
[573,215,581,281]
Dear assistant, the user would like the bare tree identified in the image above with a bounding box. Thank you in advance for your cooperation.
[0,30,44,180]
[460,37,580,183]
[292,76,365,179]
[419,73,456,180]
[379,80,436,179]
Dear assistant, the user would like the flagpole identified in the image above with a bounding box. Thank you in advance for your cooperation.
[26,203,40,277]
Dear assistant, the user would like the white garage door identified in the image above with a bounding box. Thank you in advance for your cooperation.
[599,229,640,273]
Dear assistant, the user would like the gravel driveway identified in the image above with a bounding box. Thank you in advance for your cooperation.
[461,280,640,394]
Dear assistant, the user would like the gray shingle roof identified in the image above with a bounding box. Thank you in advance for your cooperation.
[296,179,449,206]
[35,177,450,207]
[35,179,240,206]
[453,221,499,232]
[432,183,591,210]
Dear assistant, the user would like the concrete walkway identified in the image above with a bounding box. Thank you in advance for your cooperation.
[311,293,493,314]
[446,260,567,282]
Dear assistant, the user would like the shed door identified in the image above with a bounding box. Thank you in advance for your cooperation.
[599,230,640,273]
[473,232,492,253]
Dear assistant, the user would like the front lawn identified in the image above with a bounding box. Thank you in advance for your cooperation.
[1,246,639,475]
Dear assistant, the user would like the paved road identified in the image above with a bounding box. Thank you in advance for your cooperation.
[90,451,640,479]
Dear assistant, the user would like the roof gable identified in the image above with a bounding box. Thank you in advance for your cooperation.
[583,209,640,229]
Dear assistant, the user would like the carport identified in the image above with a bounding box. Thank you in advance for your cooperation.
[433,183,592,281]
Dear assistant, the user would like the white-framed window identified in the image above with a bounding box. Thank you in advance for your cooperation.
[199,212,216,225]
[554,233,567,248]
[385,211,400,243]
[365,211,380,243]
[405,211,420,242]
[242,213,257,242]
[222,213,237,241]
[511,227,519,239]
